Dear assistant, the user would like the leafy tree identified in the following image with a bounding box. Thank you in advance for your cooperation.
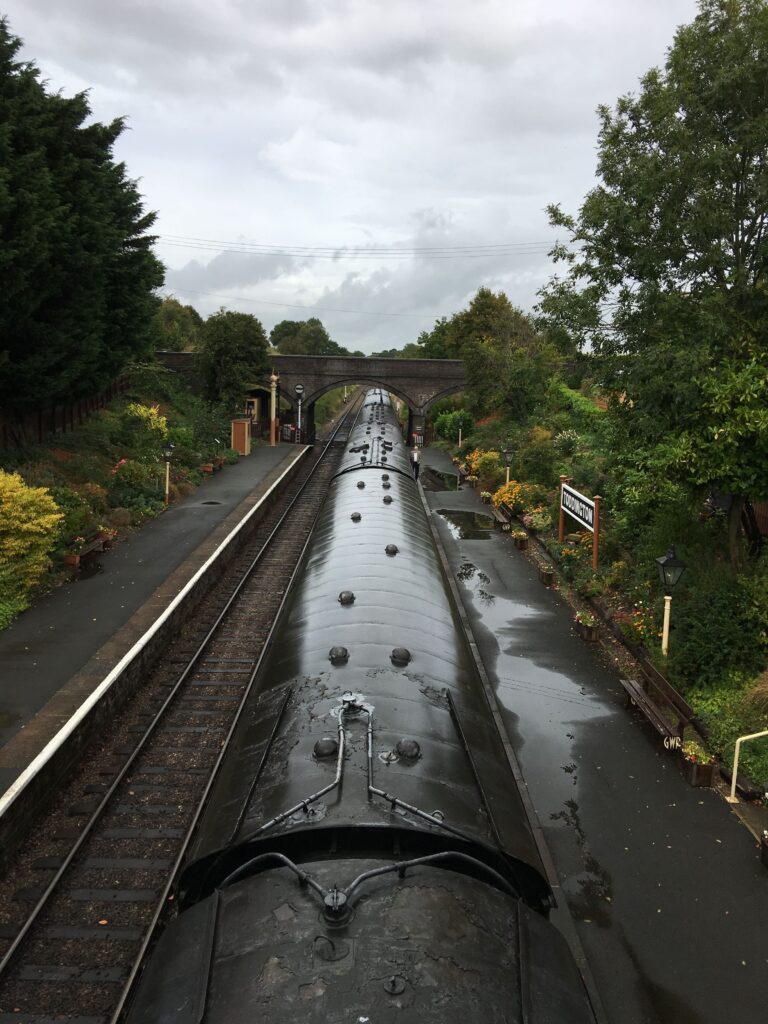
[197,309,268,413]
[369,343,424,359]
[416,318,455,358]
[152,297,202,351]
[537,0,768,562]
[269,320,302,351]
[0,19,164,412]
[442,289,559,419]
[270,317,349,356]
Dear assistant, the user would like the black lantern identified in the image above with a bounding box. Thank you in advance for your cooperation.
[162,442,175,462]
[655,547,686,594]
[501,445,513,466]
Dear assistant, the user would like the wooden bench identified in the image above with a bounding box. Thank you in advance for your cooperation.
[619,670,694,751]
[490,506,509,529]
[63,535,109,571]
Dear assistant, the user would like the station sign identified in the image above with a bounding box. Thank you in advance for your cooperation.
[561,483,595,533]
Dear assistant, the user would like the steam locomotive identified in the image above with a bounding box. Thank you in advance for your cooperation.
[126,390,596,1023]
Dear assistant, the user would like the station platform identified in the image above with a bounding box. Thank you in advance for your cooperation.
[0,443,305,798]
[419,446,768,1024]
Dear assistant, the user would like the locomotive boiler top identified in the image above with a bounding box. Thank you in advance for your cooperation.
[181,391,549,907]
[123,390,597,1024]
[128,857,596,1024]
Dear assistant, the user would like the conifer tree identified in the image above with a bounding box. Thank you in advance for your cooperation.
[0,19,164,412]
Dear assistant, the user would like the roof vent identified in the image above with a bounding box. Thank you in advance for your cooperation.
[314,736,339,758]
[351,512,362,522]
[385,544,399,556]
[395,738,421,759]
[338,591,356,605]
[329,646,349,664]
[357,481,365,489]
[391,647,411,665]
[383,495,393,504]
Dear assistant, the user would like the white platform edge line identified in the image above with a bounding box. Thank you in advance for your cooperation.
[0,447,308,819]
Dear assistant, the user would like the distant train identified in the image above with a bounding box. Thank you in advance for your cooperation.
[126,389,596,1023]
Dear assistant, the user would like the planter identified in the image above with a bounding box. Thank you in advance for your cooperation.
[685,761,716,788]
[200,463,215,475]
[577,622,599,642]
[539,565,555,587]
[514,536,528,551]
[63,553,80,568]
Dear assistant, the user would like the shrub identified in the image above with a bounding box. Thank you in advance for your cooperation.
[434,410,474,442]
[691,684,768,787]
[522,506,552,532]
[520,426,557,485]
[108,458,161,508]
[49,485,95,539]
[0,471,64,615]
[554,429,580,455]
[465,448,485,474]
[493,480,525,512]
[0,596,28,631]
[475,451,503,488]
[492,480,549,514]
[743,669,768,719]
[667,573,767,691]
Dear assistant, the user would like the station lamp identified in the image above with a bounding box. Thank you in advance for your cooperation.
[655,546,686,656]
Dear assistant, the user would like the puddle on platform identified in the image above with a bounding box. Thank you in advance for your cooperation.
[423,470,459,491]
[457,562,495,605]
[450,549,615,813]
[435,509,495,539]
[0,710,21,729]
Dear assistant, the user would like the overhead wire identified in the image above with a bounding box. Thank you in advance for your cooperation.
[159,286,439,318]
[155,232,554,261]
[155,231,561,320]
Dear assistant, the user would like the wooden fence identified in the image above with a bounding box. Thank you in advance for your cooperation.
[0,378,128,450]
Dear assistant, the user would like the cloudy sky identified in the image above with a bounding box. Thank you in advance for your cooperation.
[3,0,701,353]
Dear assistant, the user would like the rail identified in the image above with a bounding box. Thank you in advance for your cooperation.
[0,396,366,1023]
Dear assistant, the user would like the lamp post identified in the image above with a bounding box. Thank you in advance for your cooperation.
[655,546,686,657]
[162,442,175,505]
[501,444,513,486]
[269,370,279,447]
[294,383,305,443]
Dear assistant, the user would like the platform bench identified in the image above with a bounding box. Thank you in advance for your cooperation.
[490,506,509,529]
[619,674,692,752]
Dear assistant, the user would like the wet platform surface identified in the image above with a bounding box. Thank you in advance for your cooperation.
[422,448,768,1024]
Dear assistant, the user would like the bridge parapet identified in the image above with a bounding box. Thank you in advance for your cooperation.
[156,351,466,417]
[270,354,465,414]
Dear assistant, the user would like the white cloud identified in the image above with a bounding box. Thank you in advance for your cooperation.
[2,0,703,350]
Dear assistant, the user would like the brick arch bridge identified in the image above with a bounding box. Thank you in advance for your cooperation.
[270,354,466,440]
[157,352,466,442]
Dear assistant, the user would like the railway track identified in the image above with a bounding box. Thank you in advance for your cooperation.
[0,396,364,1024]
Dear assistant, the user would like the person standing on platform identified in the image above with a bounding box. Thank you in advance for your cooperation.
[411,446,420,480]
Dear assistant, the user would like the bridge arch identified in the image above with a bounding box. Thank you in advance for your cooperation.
[270,354,466,442]
[155,351,466,441]
[271,354,465,413]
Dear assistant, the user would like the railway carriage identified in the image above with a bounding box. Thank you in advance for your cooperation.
[126,390,596,1023]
